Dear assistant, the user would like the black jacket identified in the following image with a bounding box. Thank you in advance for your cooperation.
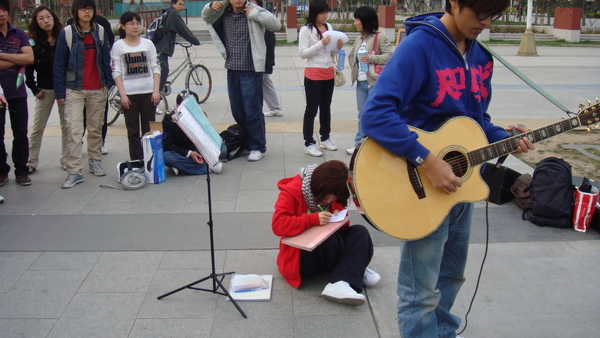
[162,114,197,157]
[25,41,56,95]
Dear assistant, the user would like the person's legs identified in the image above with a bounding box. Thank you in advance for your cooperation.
[227,70,245,126]
[302,77,322,146]
[397,203,473,338]
[158,52,169,92]
[163,150,208,175]
[8,98,29,176]
[262,73,281,113]
[56,97,68,166]
[28,92,55,169]
[238,71,265,153]
[0,104,8,176]
[123,94,143,161]
[318,79,334,142]
[354,81,370,146]
[84,88,107,163]
[64,89,86,174]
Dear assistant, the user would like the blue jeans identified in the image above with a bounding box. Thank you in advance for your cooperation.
[157,52,169,92]
[397,202,473,338]
[227,70,266,153]
[354,80,371,146]
[163,151,208,175]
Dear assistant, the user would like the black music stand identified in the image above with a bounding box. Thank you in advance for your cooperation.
[156,163,247,318]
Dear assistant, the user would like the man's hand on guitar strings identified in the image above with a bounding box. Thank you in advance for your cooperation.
[421,153,462,195]
[506,124,535,154]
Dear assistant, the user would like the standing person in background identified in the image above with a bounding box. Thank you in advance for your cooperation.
[0,82,5,202]
[66,13,113,155]
[54,0,114,189]
[202,0,281,162]
[346,6,392,155]
[299,0,343,157]
[253,0,283,117]
[155,0,200,92]
[111,11,161,161]
[26,6,68,173]
[0,0,34,186]
[361,0,534,336]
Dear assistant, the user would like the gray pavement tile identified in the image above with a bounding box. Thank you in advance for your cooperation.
[47,292,145,338]
[28,252,102,272]
[239,171,284,191]
[33,190,98,215]
[79,201,137,215]
[130,189,190,214]
[130,318,214,338]
[138,269,220,319]
[158,251,226,271]
[235,189,280,213]
[0,319,56,337]
[0,270,88,319]
[79,252,163,293]
[0,252,41,293]
[211,290,294,337]
[294,314,378,338]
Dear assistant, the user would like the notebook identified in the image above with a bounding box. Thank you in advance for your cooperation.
[228,274,273,301]
[281,215,349,252]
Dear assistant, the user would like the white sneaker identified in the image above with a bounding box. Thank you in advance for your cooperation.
[305,144,323,157]
[209,162,223,174]
[363,267,381,287]
[170,167,180,176]
[321,281,366,306]
[320,138,338,151]
[263,110,283,117]
[101,145,108,155]
[346,147,355,155]
[248,150,265,162]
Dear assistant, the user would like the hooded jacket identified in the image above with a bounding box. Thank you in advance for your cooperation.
[271,174,348,288]
[361,13,510,167]
[202,0,281,73]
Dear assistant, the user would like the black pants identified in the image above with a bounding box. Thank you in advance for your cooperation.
[303,77,334,146]
[123,93,155,160]
[0,97,29,176]
[300,224,373,292]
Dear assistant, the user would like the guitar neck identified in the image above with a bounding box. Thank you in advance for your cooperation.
[468,115,581,166]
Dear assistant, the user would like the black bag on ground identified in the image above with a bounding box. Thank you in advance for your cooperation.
[523,157,574,228]
[511,173,532,210]
[219,124,247,160]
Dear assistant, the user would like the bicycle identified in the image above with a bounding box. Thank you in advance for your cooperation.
[107,42,212,126]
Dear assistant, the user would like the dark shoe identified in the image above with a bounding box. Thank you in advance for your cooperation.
[16,175,32,186]
[0,173,7,186]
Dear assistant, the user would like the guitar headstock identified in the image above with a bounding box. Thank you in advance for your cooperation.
[577,98,600,131]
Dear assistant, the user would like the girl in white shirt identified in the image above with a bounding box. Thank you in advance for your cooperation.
[111,11,161,160]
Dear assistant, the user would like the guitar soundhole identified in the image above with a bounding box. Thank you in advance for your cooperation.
[443,151,468,177]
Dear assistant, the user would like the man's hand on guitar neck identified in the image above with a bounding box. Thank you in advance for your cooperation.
[421,153,462,195]
[506,124,535,154]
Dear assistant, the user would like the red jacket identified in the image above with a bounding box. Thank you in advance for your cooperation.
[272,174,348,288]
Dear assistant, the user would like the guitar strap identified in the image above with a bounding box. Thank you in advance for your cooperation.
[479,42,573,114]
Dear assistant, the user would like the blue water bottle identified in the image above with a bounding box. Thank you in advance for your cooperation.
[337,49,345,70]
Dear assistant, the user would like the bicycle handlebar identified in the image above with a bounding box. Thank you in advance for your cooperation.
[176,42,198,48]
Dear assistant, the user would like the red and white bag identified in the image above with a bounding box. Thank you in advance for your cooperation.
[572,186,599,232]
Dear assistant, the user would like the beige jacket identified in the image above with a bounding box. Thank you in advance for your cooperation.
[349,32,394,87]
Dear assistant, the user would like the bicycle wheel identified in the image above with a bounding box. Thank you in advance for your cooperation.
[185,64,212,103]
[107,85,122,126]
[154,91,169,122]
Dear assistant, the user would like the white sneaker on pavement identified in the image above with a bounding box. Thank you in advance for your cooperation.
[209,162,223,174]
[305,144,323,157]
[321,281,366,306]
[263,110,283,116]
[101,145,108,155]
[248,150,265,162]
[363,267,381,287]
[320,138,338,151]
[346,147,355,155]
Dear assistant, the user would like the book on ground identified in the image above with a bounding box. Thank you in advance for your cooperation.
[228,274,273,301]
[281,215,349,252]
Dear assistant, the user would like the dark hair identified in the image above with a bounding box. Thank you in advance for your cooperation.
[445,0,509,17]
[28,6,63,42]
[311,160,350,208]
[306,0,329,39]
[117,11,141,39]
[176,91,199,105]
[354,6,378,35]
[71,0,97,28]
[254,0,263,7]
[171,0,180,5]
[0,0,9,12]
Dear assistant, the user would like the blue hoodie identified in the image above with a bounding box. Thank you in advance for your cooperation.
[361,13,509,167]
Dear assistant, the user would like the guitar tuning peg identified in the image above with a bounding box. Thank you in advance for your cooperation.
[588,100,592,106]
[579,103,585,109]
[596,98,599,103]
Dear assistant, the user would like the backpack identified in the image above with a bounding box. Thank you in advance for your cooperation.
[523,157,574,228]
[511,173,532,210]
[64,24,105,49]
[145,8,173,44]
[219,124,248,160]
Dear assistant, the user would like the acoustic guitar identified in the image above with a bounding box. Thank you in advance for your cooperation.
[349,102,599,240]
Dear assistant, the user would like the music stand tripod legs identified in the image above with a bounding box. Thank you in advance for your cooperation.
[157,170,247,318]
